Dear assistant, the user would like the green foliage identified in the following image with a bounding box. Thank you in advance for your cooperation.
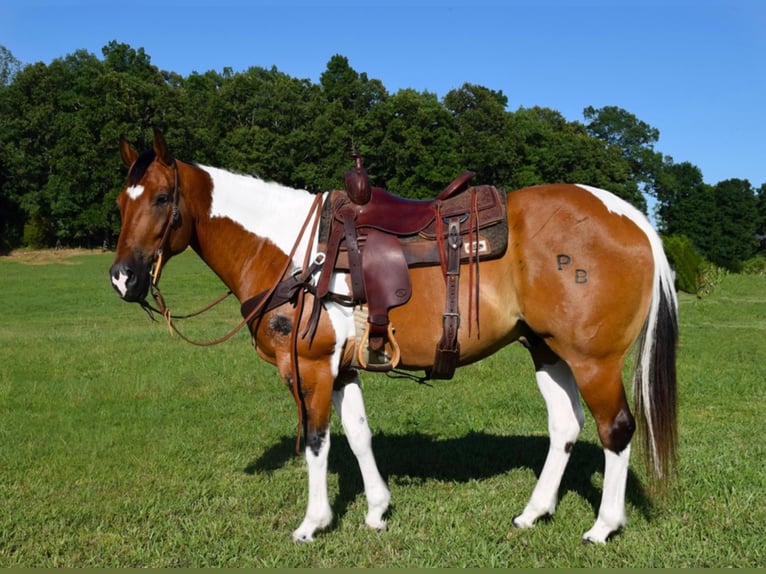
[367,88,461,198]
[0,41,761,258]
[741,255,766,275]
[756,183,766,238]
[655,163,760,271]
[696,261,729,298]
[22,214,53,248]
[662,234,704,294]
[584,105,662,198]
[508,106,643,207]
[661,234,728,297]
[707,179,759,271]
[0,45,21,86]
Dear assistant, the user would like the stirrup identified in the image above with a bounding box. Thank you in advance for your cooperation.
[356,321,401,372]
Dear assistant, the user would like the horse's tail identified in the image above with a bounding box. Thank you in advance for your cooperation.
[632,229,679,489]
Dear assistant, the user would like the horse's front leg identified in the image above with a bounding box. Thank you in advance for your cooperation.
[332,369,390,530]
[290,366,335,543]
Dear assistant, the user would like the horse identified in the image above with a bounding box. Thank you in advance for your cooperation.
[109,129,678,544]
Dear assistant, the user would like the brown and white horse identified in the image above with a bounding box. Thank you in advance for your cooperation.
[110,130,678,544]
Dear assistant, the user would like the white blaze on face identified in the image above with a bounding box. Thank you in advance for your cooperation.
[205,165,319,263]
[127,184,145,200]
[112,271,129,297]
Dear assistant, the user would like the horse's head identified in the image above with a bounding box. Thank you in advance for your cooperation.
[109,129,194,303]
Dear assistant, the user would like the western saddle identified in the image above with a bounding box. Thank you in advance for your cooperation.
[315,154,508,379]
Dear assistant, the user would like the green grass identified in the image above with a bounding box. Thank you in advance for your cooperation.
[1,250,764,567]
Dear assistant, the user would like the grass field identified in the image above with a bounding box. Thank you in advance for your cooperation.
[1,249,764,567]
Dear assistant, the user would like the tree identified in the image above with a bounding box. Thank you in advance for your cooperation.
[756,183,766,251]
[217,66,322,189]
[505,106,642,208]
[583,105,663,197]
[443,83,518,186]
[654,159,717,253]
[655,159,759,270]
[0,45,21,86]
[309,55,389,192]
[365,88,461,198]
[0,61,59,248]
[707,178,759,270]
[0,46,25,251]
[0,41,760,259]
[0,42,181,248]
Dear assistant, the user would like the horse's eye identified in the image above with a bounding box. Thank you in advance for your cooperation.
[154,193,170,207]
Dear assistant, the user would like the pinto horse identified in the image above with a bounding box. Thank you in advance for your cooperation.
[110,130,678,544]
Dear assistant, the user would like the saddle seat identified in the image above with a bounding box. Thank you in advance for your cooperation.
[352,171,477,236]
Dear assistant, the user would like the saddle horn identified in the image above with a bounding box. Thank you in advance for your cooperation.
[344,152,372,205]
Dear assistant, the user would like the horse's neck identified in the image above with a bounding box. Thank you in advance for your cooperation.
[192,165,320,300]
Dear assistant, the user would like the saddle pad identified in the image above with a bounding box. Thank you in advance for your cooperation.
[417,185,506,240]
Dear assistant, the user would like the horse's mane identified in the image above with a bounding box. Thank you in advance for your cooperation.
[128,150,156,187]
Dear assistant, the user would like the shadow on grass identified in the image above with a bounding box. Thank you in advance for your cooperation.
[245,430,652,529]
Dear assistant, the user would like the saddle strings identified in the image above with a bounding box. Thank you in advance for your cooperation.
[467,188,481,339]
[434,189,482,340]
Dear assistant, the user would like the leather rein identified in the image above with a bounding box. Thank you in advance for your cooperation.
[141,160,327,350]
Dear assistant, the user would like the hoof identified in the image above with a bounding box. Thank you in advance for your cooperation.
[512,514,532,529]
[582,525,621,545]
[291,532,315,544]
[367,520,387,533]
[512,512,551,529]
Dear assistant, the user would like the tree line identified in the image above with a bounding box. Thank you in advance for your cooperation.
[1,42,764,274]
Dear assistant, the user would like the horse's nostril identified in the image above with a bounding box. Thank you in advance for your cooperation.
[120,268,133,280]
[110,264,135,297]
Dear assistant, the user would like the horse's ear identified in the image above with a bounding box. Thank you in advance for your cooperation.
[152,128,174,166]
[119,135,138,167]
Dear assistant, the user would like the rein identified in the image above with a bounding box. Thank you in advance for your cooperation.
[139,159,242,345]
[143,162,326,356]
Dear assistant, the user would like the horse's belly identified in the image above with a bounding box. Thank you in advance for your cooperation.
[387,260,522,370]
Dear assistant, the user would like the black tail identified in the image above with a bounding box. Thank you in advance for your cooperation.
[633,252,679,489]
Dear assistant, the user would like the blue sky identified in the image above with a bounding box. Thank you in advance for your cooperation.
[2,0,764,188]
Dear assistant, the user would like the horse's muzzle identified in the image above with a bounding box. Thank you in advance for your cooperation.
[109,261,150,302]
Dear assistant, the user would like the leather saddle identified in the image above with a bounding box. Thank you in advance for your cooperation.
[315,154,508,379]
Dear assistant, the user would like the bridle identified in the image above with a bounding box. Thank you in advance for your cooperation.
[139,158,231,332]
[137,157,237,339]
[148,159,181,289]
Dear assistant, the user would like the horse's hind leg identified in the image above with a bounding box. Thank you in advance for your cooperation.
[513,352,584,529]
[332,370,390,531]
[572,358,635,544]
[584,443,631,543]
